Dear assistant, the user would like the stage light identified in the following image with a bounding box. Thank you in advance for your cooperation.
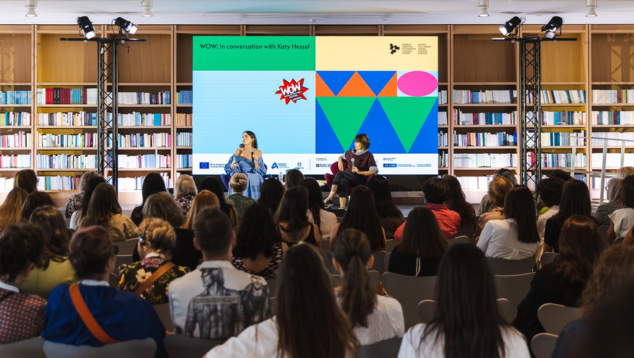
[114,17,138,35]
[499,17,522,36]
[142,0,153,17]
[478,0,490,17]
[542,16,563,39]
[25,0,37,17]
[587,0,598,17]
[77,16,96,40]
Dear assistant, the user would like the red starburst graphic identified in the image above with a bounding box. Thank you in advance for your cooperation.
[275,78,309,105]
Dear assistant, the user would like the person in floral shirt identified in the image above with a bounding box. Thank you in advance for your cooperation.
[174,175,197,216]
[118,218,189,304]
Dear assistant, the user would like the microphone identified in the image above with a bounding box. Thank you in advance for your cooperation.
[351,158,355,169]
[251,148,255,165]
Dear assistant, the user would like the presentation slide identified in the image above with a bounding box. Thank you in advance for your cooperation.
[192,36,439,175]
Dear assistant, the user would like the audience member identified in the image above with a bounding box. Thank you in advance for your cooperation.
[142,192,185,228]
[199,176,238,226]
[442,174,475,227]
[118,218,189,304]
[169,207,271,339]
[173,190,217,270]
[258,177,285,216]
[284,169,305,189]
[477,168,517,215]
[388,207,447,277]
[64,171,100,219]
[477,186,540,260]
[331,186,385,252]
[608,175,634,243]
[398,243,530,358]
[0,222,46,344]
[42,226,167,358]
[473,176,513,239]
[21,191,56,220]
[70,176,107,229]
[174,174,197,216]
[616,166,634,178]
[594,178,625,227]
[367,175,405,241]
[276,186,321,248]
[131,173,168,226]
[0,187,28,232]
[544,180,593,252]
[536,177,566,236]
[182,191,220,230]
[13,169,38,194]
[23,206,75,299]
[300,177,337,240]
[206,243,357,358]
[226,173,256,221]
[232,203,286,279]
[79,183,139,242]
[550,169,573,182]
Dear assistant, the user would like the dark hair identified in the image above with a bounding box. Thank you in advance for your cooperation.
[0,222,46,282]
[275,186,311,242]
[143,192,185,228]
[14,169,38,194]
[622,175,634,208]
[503,186,540,244]
[367,176,403,219]
[240,130,258,149]
[30,206,70,268]
[396,207,447,259]
[493,168,517,186]
[553,179,592,224]
[424,243,507,358]
[258,178,285,215]
[299,178,324,231]
[536,177,565,208]
[233,203,282,261]
[80,183,122,229]
[21,191,56,220]
[69,226,115,279]
[199,176,234,219]
[555,215,604,282]
[354,133,370,150]
[442,175,474,224]
[336,186,385,252]
[334,228,377,329]
[142,173,167,205]
[276,243,357,358]
[193,207,233,258]
[550,169,573,182]
[423,177,450,204]
[284,169,305,189]
[80,176,107,218]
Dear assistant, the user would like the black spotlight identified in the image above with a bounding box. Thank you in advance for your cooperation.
[114,17,137,35]
[499,16,522,36]
[77,16,96,40]
[542,16,563,39]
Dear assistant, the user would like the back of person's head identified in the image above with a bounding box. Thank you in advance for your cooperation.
[550,169,573,182]
[80,183,121,228]
[258,178,285,215]
[14,169,38,194]
[276,243,357,358]
[284,169,305,189]
[143,192,184,228]
[397,206,447,259]
[30,205,70,265]
[488,176,513,208]
[21,191,56,220]
[233,203,281,261]
[423,177,450,204]
[0,187,28,231]
[175,174,197,198]
[493,168,517,186]
[299,177,324,228]
[367,176,402,219]
[0,222,45,282]
[426,243,507,358]
[139,218,176,260]
[193,207,233,258]
[142,173,167,204]
[555,215,604,283]
[183,190,220,229]
[333,228,377,329]
[338,186,385,252]
[78,171,100,193]
[229,173,248,193]
[80,176,107,217]
[442,174,473,224]
[617,166,634,179]
[536,177,565,208]
[608,178,624,203]
[556,179,592,220]
[503,186,540,244]
[199,176,232,214]
[275,186,310,240]
[69,226,115,280]
[621,175,634,208]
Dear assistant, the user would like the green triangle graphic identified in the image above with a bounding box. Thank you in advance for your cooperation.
[378,97,436,152]
[317,97,377,150]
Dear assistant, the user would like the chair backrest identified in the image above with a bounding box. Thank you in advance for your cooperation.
[115,255,134,268]
[43,338,156,358]
[456,224,475,238]
[614,237,625,245]
[357,336,402,358]
[320,251,339,274]
[381,273,437,329]
[163,334,226,358]
[0,336,46,358]
[487,256,535,275]
[370,252,387,273]
[598,225,609,246]
[417,298,514,324]
[386,240,396,253]
[321,238,331,251]
[153,303,175,332]
[531,333,559,358]
[331,270,380,290]
[266,278,279,298]
[540,252,558,266]
[113,239,138,256]
[494,272,536,320]
[538,303,583,335]
[447,235,471,247]
[384,253,391,269]
[496,298,514,323]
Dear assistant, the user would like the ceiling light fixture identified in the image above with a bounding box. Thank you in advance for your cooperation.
[77,16,96,40]
[141,0,153,17]
[478,0,490,17]
[499,16,523,36]
[542,16,563,39]
[114,17,138,35]
[25,0,37,17]
[586,0,598,17]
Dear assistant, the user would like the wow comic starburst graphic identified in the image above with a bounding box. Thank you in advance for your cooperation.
[275,78,309,104]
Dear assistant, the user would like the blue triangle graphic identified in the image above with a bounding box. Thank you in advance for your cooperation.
[317,71,355,96]
[408,100,439,154]
[357,71,397,96]
[357,98,406,153]
[316,100,345,154]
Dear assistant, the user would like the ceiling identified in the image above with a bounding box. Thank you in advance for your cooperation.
[2,0,634,26]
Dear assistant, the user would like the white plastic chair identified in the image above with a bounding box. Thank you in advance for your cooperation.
[357,336,402,358]
[538,303,583,335]
[487,256,535,275]
[494,272,536,320]
[43,338,156,358]
[0,336,46,358]
[163,334,225,358]
[113,239,139,256]
[381,272,437,329]
[531,333,559,358]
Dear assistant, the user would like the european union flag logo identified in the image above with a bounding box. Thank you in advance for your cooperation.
[199,162,210,169]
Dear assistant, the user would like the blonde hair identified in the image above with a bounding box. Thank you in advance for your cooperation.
[139,218,176,260]
[617,167,634,179]
[0,187,28,231]
[229,173,248,193]
[78,171,100,192]
[175,175,197,198]
[488,176,513,208]
[608,178,624,202]
[182,190,220,229]
[143,192,185,227]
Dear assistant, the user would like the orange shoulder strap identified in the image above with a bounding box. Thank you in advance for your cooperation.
[69,284,119,344]
[134,262,175,296]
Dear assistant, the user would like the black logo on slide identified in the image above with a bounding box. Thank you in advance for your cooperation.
[390,44,400,55]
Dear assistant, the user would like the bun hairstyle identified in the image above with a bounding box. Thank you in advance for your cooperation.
[139,218,176,260]
[229,173,248,193]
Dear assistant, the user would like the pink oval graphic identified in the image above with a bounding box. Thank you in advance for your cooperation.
[397,71,438,97]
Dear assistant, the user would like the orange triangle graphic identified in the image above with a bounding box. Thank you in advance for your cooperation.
[315,73,335,97]
[337,72,376,97]
[378,73,398,97]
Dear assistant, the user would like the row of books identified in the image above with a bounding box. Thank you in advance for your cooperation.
[592,90,634,104]
[592,111,634,125]
[0,154,31,168]
[453,110,517,125]
[439,152,447,168]
[176,132,192,147]
[115,112,171,127]
[590,132,634,146]
[591,153,634,168]
[438,132,448,147]
[452,154,518,168]
[36,154,96,169]
[541,132,585,147]
[36,88,98,105]
[0,132,31,148]
[457,175,516,191]
[0,177,14,191]
[38,133,96,148]
[541,111,585,125]
[438,90,448,105]
[118,154,171,169]
[438,112,448,126]
[113,92,171,105]
[453,90,516,104]
[177,91,192,105]
[115,173,171,191]
[536,90,586,104]
[0,91,31,105]
[38,112,96,127]
[176,154,192,168]
[110,133,171,148]
[0,112,31,126]
[526,153,587,168]
[36,175,81,191]
[454,131,517,147]
[176,113,192,127]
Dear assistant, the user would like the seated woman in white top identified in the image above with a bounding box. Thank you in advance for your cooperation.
[398,243,530,358]
[608,175,634,242]
[300,178,338,240]
[477,186,541,260]
[333,228,404,345]
[206,243,357,358]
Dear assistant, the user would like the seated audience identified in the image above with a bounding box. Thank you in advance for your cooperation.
[64,171,100,219]
[608,175,634,242]
[334,228,404,344]
[477,168,517,216]
[276,186,321,248]
[544,179,593,252]
[594,177,625,227]
[388,207,447,277]
[0,187,28,232]
[477,186,541,260]
[300,177,337,240]
[205,243,357,358]
[13,169,38,194]
[536,177,565,237]
[331,186,385,252]
[398,243,530,358]
[442,174,475,228]
[232,203,287,279]
[131,173,167,226]
[42,226,167,358]
[513,216,604,342]
[169,207,271,339]
[174,190,218,270]
[473,176,513,239]
[258,177,285,216]
[23,206,75,299]
[550,169,573,182]
[70,176,107,229]
[118,218,189,304]
[367,176,405,241]
[21,191,56,220]
[0,222,46,344]
[199,176,238,226]
[617,166,634,178]
[79,183,139,242]
[226,173,256,221]
[284,169,305,189]
[174,174,197,216]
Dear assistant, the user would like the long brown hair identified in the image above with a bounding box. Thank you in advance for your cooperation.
[21,191,56,220]
[80,183,122,229]
[143,192,185,228]
[334,228,377,329]
[14,169,38,194]
[553,179,592,223]
[30,206,70,268]
[336,186,385,252]
[0,187,28,232]
[276,243,357,358]
[396,206,447,259]
[503,186,540,244]
[442,175,474,224]
[275,186,310,242]
[182,190,219,229]
[554,215,604,282]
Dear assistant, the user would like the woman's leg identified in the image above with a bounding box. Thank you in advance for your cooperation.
[326,171,346,201]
